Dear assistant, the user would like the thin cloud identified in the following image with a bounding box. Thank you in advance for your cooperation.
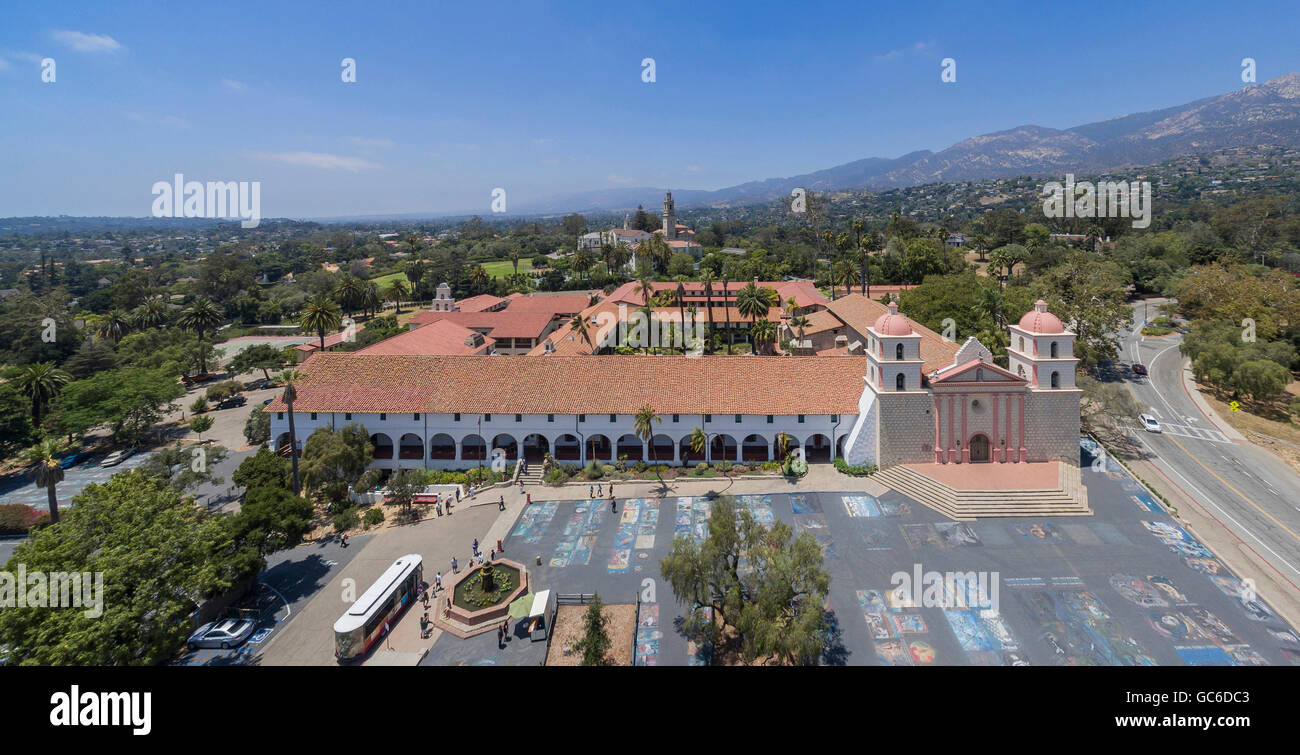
[350,136,394,149]
[251,151,381,172]
[0,58,10,72]
[221,78,247,92]
[874,41,931,62]
[52,31,123,53]
[126,112,189,128]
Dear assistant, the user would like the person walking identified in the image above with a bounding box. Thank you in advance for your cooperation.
[497,624,504,648]
[435,572,442,593]
[596,484,602,498]
[473,538,479,555]
[498,495,505,511]
[451,556,458,574]
[609,492,616,513]
[589,485,594,498]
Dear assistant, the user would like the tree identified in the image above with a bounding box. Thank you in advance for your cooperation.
[96,309,132,343]
[244,403,271,445]
[49,366,185,445]
[232,485,314,555]
[280,369,303,494]
[750,318,777,355]
[138,443,229,492]
[1232,360,1290,403]
[699,269,717,352]
[634,406,663,486]
[299,423,373,505]
[403,261,426,307]
[0,470,261,665]
[14,361,71,429]
[385,279,409,313]
[189,414,214,443]
[735,281,775,348]
[569,313,592,347]
[233,445,291,491]
[300,295,343,352]
[176,297,224,375]
[334,276,365,318]
[385,469,423,520]
[574,593,612,666]
[660,497,830,665]
[24,439,65,525]
[228,343,287,382]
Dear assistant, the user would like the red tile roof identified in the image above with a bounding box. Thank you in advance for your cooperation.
[267,353,865,415]
[501,294,592,317]
[357,319,494,356]
[406,309,555,339]
[824,294,960,374]
[456,294,506,312]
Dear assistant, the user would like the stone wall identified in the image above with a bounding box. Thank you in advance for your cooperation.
[1023,389,1082,462]
[876,392,936,467]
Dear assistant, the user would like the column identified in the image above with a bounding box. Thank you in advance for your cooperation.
[736,439,744,463]
[673,439,681,466]
[1017,393,1027,463]
[455,439,462,461]
[1005,396,1013,463]
[947,395,956,463]
[960,394,969,464]
[934,398,943,463]
[991,395,1000,463]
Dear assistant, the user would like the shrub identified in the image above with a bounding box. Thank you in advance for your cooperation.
[332,506,360,533]
[631,460,647,473]
[0,504,48,536]
[834,457,877,476]
[582,460,604,480]
[714,460,733,474]
[544,467,570,485]
[189,396,208,414]
[363,507,385,528]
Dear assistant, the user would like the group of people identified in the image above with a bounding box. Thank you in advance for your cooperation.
[588,482,617,512]
[418,574,445,638]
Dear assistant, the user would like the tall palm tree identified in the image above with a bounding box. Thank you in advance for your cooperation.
[280,369,303,493]
[361,282,382,318]
[508,250,521,277]
[698,269,716,353]
[775,431,792,460]
[735,281,774,351]
[689,426,711,465]
[177,297,225,375]
[750,319,777,355]
[469,266,491,293]
[96,309,131,342]
[16,361,70,429]
[831,259,857,301]
[721,273,732,354]
[385,279,409,314]
[25,439,65,525]
[789,314,810,354]
[404,261,426,307]
[634,406,662,486]
[334,276,364,318]
[569,313,593,347]
[132,294,169,330]
[300,296,343,351]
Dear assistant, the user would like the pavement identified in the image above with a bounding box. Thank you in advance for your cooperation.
[1112,299,1300,615]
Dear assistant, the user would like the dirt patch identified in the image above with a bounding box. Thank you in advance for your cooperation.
[1197,387,1300,478]
[545,603,635,666]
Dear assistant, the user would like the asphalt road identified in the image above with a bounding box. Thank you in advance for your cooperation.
[1115,299,1300,591]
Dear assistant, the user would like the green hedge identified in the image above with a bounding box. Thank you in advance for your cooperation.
[834,457,877,476]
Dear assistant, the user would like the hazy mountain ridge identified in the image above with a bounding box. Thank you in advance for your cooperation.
[528,73,1300,214]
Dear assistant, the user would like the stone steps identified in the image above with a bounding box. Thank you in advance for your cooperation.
[872,464,1091,521]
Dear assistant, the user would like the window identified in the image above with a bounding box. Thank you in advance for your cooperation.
[895,343,904,361]
[454,413,461,422]
[344,413,352,420]
[704,414,712,423]
[413,413,420,421]
[609,414,616,422]
[896,373,905,391]
[277,412,284,420]
[831,414,839,423]
[379,413,386,421]
[484,413,491,422]
[547,414,554,422]
[766,415,773,424]
[798,415,805,424]
[672,414,679,423]
[310,412,317,420]
[515,414,522,422]
[1019,337,1024,352]
[578,414,586,422]
[1050,341,1059,358]
[1050,371,1060,389]
[735,414,742,423]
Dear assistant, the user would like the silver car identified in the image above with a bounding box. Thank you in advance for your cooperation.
[187,618,256,650]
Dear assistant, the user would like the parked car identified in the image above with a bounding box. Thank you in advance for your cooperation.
[218,395,247,409]
[187,618,256,650]
[1139,413,1162,433]
[99,447,136,468]
[59,452,91,469]
[1132,363,1148,376]
[262,398,273,406]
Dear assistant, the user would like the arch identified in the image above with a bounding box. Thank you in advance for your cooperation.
[585,434,611,461]
[711,434,737,461]
[896,373,906,391]
[1050,341,1059,358]
[554,434,580,461]
[275,432,297,458]
[522,433,549,463]
[1018,336,1024,352]
[1050,371,1060,389]
[492,433,519,460]
[398,433,423,459]
[680,435,706,463]
[1017,364,1025,378]
[742,433,770,462]
[428,433,455,459]
[895,342,904,361]
[836,435,847,460]
[803,433,832,462]
[616,433,644,461]
[969,433,990,463]
[460,433,487,460]
[649,434,675,464]
[370,432,393,459]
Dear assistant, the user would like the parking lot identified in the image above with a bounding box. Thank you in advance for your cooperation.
[423,442,1300,666]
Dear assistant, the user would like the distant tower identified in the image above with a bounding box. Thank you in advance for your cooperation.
[623,213,630,230]
[662,191,677,240]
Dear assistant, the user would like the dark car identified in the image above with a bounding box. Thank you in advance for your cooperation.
[217,395,247,409]
[58,452,91,469]
[1132,363,1148,376]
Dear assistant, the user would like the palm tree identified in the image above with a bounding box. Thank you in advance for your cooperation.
[404,261,426,307]
[832,259,858,301]
[281,369,303,493]
[750,319,777,355]
[469,265,491,293]
[675,282,687,353]
[334,276,364,318]
[385,279,409,313]
[300,295,343,351]
[509,251,521,277]
[132,294,169,329]
[569,313,593,347]
[361,282,381,318]
[721,274,732,354]
[177,297,225,375]
[25,439,65,525]
[96,309,131,342]
[698,270,716,352]
[16,361,70,429]
[634,406,663,486]
[789,314,810,354]
[735,281,774,351]
[775,431,793,460]
[689,426,711,464]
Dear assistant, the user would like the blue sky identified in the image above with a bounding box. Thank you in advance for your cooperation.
[1,0,1298,219]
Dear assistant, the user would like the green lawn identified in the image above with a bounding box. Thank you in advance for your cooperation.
[480,259,533,278]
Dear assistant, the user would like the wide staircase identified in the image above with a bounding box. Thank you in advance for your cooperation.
[871,462,1091,521]
[517,461,544,486]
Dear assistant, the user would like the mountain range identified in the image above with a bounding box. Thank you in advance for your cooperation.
[521,73,1300,215]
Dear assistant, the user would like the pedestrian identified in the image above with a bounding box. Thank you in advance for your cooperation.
[596,484,602,498]
[498,495,505,511]
[497,625,504,647]
[436,502,443,517]
[421,587,429,608]
[473,537,479,555]
[589,485,594,498]
[518,480,524,495]
[341,533,349,547]
[446,499,453,515]
[609,493,616,513]
[500,619,509,641]
[609,482,615,497]
[435,572,442,592]
[451,556,458,574]
[489,548,495,561]
[456,486,462,502]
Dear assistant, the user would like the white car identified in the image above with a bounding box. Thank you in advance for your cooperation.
[100,447,135,468]
[1139,414,1162,433]
[187,618,256,650]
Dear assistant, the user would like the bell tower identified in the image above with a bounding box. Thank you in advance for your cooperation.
[662,191,677,240]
